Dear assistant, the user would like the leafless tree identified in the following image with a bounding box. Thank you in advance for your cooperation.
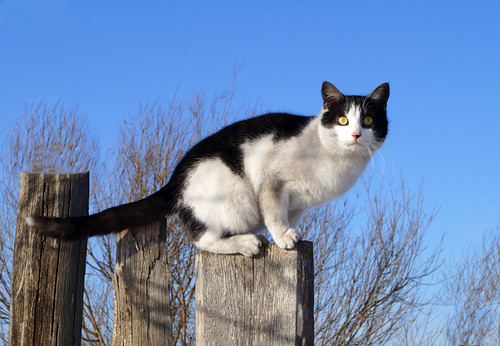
[301,180,441,345]
[393,304,445,346]
[0,101,101,343]
[443,228,500,346]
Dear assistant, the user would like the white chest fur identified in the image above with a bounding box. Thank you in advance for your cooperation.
[284,152,369,210]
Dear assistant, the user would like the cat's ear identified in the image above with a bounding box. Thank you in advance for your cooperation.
[367,83,390,105]
[321,81,344,108]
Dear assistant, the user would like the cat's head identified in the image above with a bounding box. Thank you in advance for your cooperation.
[318,82,389,156]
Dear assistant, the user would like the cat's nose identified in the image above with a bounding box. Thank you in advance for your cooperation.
[352,132,362,140]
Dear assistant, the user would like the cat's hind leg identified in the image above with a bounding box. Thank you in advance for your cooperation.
[194,231,266,257]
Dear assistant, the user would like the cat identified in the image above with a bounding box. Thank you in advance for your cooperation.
[26,81,389,257]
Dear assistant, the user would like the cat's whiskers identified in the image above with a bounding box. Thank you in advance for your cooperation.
[368,143,388,175]
[326,145,343,158]
[374,145,395,177]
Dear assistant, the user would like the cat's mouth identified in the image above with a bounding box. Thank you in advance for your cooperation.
[344,139,373,152]
[347,139,364,147]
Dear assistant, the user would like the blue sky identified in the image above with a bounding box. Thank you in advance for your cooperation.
[1,0,499,257]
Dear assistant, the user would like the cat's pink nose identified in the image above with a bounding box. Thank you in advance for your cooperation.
[352,132,362,140]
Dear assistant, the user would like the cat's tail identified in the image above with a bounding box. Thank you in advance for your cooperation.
[25,188,176,240]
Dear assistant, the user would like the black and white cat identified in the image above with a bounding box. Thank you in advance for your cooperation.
[27,81,389,256]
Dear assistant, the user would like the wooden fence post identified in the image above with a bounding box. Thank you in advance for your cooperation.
[9,172,88,345]
[195,241,314,345]
[112,219,173,345]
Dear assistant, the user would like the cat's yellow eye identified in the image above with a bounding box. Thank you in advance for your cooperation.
[337,116,349,126]
[363,116,373,126]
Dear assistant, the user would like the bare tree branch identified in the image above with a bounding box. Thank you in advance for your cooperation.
[302,180,441,345]
[444,228,500,346]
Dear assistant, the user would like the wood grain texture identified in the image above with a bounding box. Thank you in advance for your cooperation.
[196,241,314,345]
[112,219,173,346]
[9,172,88,346]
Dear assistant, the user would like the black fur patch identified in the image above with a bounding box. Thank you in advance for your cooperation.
[169,113,313,178]
[362,97,389,142]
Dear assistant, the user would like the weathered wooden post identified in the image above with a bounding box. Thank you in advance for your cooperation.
[9,172,88,345]
[196,241,314,345]
[112,219,173,345]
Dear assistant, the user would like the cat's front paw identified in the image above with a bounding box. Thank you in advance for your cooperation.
[273,228,300,250]
[238,234,264,257]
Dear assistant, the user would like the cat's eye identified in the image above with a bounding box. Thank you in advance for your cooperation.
[337,116,349,126]
[362,116,373,126]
